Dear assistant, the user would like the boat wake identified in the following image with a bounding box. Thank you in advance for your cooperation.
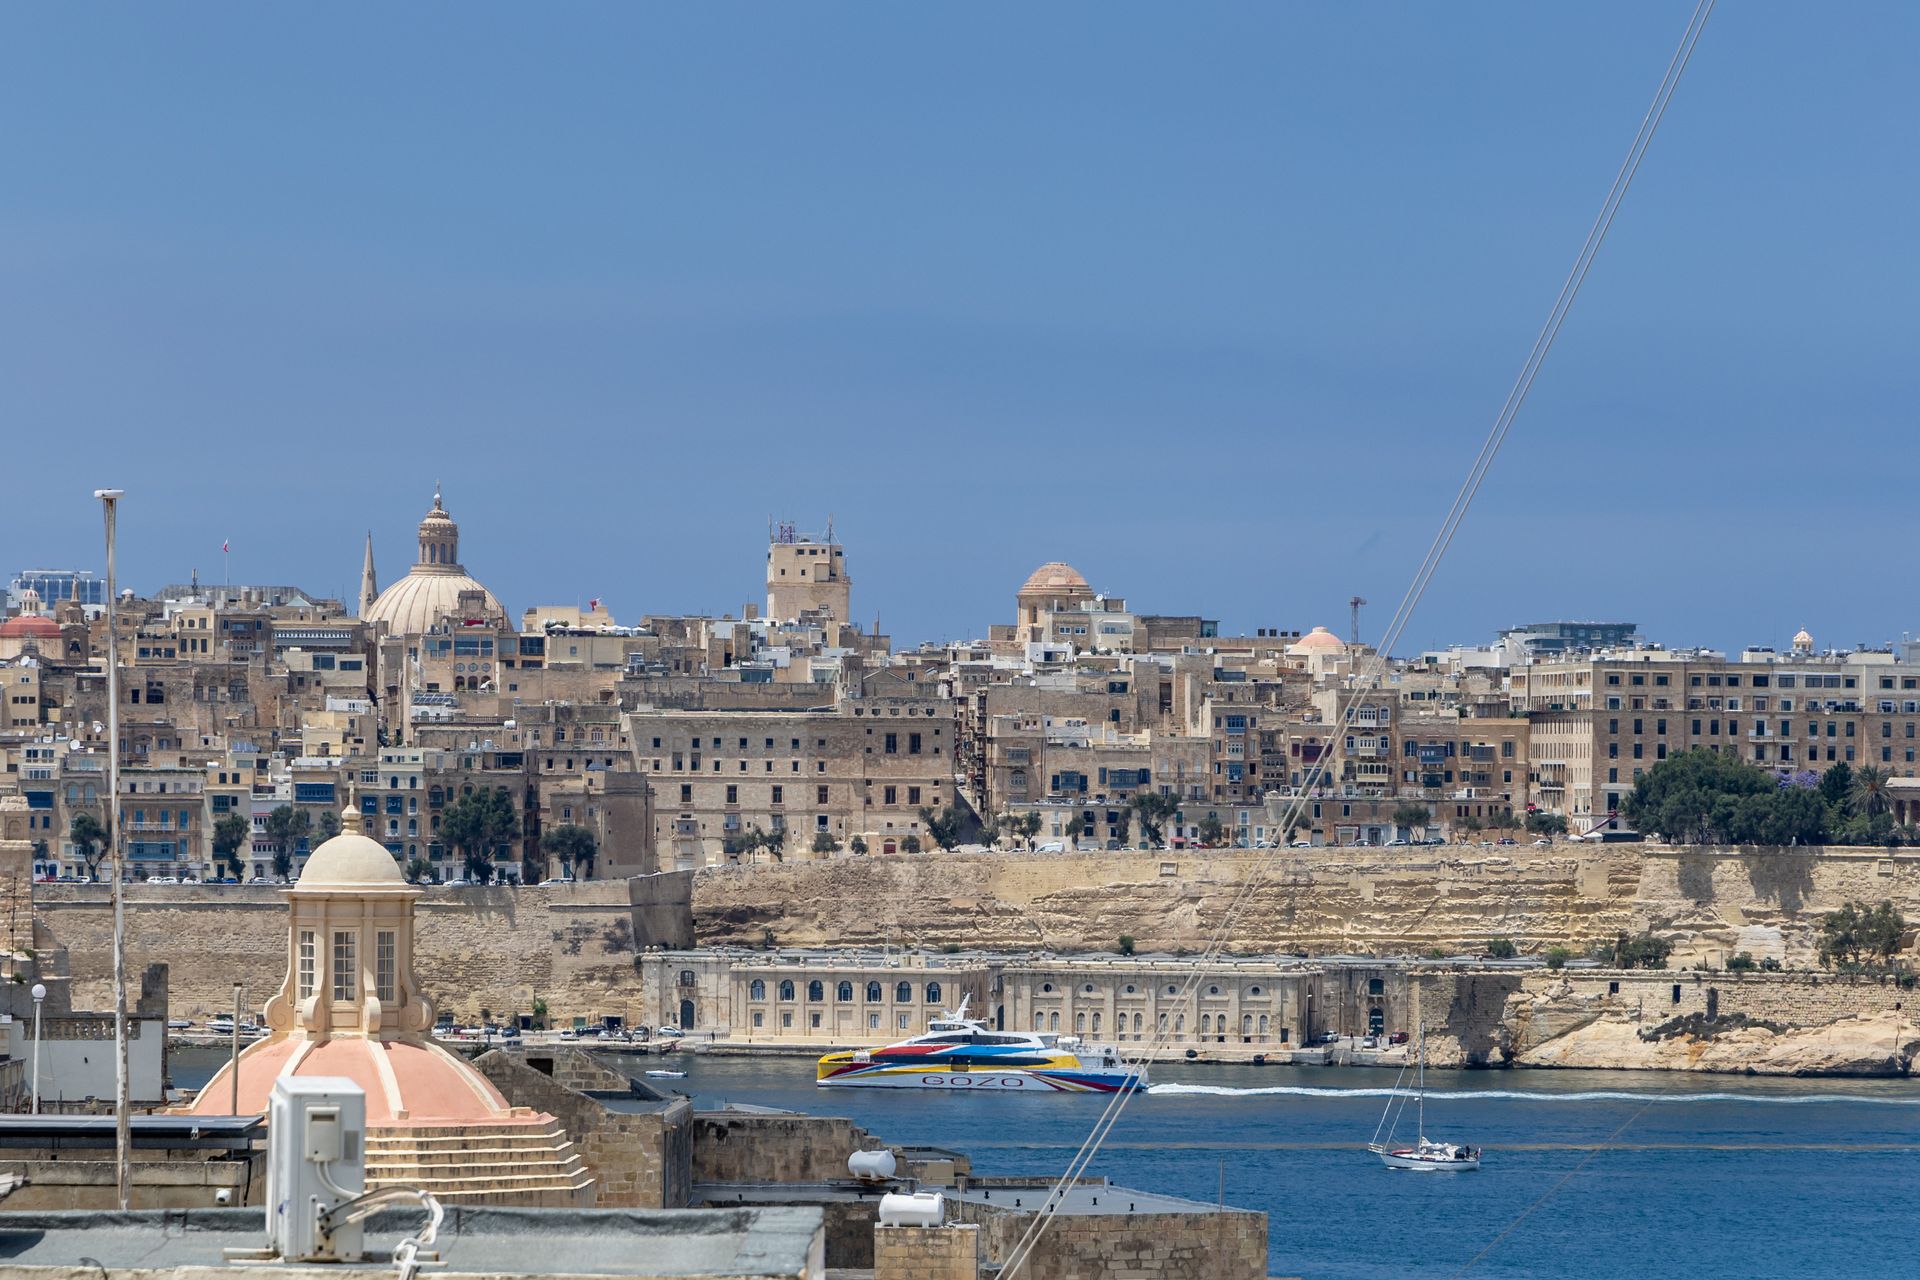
[1146,1083,1920,1106]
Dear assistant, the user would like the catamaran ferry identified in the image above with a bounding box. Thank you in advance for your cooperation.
[816,999,1146,1093]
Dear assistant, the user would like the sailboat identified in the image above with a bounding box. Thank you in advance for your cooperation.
[1367,992,1480,1172]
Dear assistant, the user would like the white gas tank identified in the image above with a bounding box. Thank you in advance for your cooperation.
[878,1190,945,1227]
[848,1148,898,1182]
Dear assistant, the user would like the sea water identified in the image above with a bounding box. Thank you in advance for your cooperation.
[170,1048,1920,1277]
[639,1057,1920,1279]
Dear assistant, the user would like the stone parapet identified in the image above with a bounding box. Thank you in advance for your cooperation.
[874,1223,979,1280]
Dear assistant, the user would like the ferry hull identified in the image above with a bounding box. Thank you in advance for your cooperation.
[817,1066,1146,1093]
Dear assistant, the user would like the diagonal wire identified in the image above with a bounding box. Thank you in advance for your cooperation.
[998,3,1714,1273]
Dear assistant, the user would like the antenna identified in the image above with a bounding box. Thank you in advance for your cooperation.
[1349,596,1369,647]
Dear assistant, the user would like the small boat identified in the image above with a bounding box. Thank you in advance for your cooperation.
[1367,997,1480,1172]
[816,996,1146,1093]
[645,1069,687,1079]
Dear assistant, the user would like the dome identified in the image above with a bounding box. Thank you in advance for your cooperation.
[1792,627,1814,650]
[362,487,505,635]
[1289,625,1345,656]
[294,810,409,893]
[1019,562,1091,596]
[0,615,60,640]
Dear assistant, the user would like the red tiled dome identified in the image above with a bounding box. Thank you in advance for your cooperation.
[0,615,60,639]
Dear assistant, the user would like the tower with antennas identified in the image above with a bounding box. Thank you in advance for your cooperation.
[766,518,851,625]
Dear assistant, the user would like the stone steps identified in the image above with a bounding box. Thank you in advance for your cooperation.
[363,1122,595,1206]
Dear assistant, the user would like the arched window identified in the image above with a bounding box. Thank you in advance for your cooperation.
[1175,1014,1185,1034]
[678,970,696,986]
[778,980,795,1002]
[896,981,912,1003]
[1034,1012,1047,1030]
[1258,1014,1269,1038]
[1157,1013,1169,1033]
[1075,1012,1086,1033]
[1241,1013,1253,1037]
[865,982,882,1003]
[1200,1014,1212,1035]
[1091,1012,1101,1034]
[837,981,853,1002]
[1132,1012,1143,1035]
[925,982,942,1005]
[807,980,823,1002]
[1048,1010,1060,1031]
[748,979,766,1001]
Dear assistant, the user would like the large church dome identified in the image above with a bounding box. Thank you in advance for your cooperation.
[362,488,504,635]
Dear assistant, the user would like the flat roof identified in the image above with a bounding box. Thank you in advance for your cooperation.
[954,1180,1245,1217]
[0,1206,824,1278]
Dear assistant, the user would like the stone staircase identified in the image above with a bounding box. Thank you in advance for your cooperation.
[365,1122,594,1207]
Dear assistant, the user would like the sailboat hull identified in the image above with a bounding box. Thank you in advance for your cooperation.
[1382,1151,1482,1174]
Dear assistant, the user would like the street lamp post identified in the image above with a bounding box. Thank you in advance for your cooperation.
[29,982,46,1115]
[94,487,131,1210]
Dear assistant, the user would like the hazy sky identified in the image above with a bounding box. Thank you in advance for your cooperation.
[2,5,1913,653]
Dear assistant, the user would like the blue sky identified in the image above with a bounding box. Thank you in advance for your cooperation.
[2,5,1913,653]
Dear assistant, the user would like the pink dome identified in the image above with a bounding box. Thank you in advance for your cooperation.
[0,615,60,639]
[1289,625,1345,656]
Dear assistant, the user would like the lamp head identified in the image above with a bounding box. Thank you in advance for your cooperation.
[30,983,46,1002]
[92,489,124,501]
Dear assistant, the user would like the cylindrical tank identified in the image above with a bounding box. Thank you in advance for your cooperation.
[848,1148,898,1182]
[878,1191,944,1227]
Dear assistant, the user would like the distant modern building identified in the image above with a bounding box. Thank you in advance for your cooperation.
[8,569,103,611]
[1498,621,1640,658]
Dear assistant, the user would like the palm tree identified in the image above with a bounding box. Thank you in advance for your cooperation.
[1851,765,1893,819]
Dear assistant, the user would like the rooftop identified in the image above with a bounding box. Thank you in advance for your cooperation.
[0,1206,824,1278]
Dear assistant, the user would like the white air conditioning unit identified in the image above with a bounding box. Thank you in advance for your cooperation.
[266,1077,367,1263]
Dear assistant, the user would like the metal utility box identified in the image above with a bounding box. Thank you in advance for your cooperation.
[266,1076,367,1262]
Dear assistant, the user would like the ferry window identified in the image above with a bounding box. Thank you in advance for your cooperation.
[866,982,882,1003]
[838,982,853,1002]
[749,980,766,1001]
[926,982,942,1004]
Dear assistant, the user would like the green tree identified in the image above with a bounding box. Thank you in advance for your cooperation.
[69,812,109,879]
[1621,749,1827,846]
[850,836,868,855]
[1525,811,1569,837]
[1850,765,1893,821]
[1017,812,1043,849]
[1486,937,1517,960]
[1818,900,1906,970]
[1130,793,1181,847]
[811,830,840,855]
[442,787,517,883]
[1545,946,1571,970]
[901,834,922,854]
[1462,814,1486,836]
[1726,952,1757,971]
[919,806,967,851]
[1608,931,1672,970]
[1392,804,1432,834]
[315,810,340,842]
[403,856,432,884]
[1819,761,1856,810]
[539,824,597,880]
[1117,935,1137,956]
[1196,815,1226,847]
[211,813,250,879]
[264,805,310,879]
[1065,815,1086,842]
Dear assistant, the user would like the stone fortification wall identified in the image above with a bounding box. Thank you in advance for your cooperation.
[694,845,1645,956]
[689,1113,886,1185]
[952,1199,1268,1280]
[33,875,691,1023]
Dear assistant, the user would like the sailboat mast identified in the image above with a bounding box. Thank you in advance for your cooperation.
[1414,981,1425,1139]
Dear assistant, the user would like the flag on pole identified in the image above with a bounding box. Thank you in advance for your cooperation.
[589,598,601,612]
[222,539,229,553]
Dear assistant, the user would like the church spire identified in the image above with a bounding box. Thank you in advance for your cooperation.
[359,532,379,618]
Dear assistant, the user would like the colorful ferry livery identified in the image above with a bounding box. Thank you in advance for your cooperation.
[816,999,1146,1093]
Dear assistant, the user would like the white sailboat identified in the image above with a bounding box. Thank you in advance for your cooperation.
[1368,994,1480,1172]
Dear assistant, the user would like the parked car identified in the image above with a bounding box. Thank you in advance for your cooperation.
[180,876,202,885]
[145,876,180,885]
[1317,1031,1340,1044]
[657,1025,684,1039]
[537,877,575,887]
[1290,840,1312,849]
[1361,1035,1380,1049]
[1388,1031,1410,1045]
[442,879,471,887]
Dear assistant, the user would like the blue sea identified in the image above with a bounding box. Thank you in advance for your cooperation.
[171,1047,1920,1277]
[639,1056,1920,1280]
